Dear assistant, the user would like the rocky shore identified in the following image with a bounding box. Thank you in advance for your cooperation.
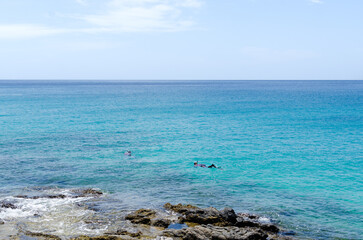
[1,189,295,240]
[24,203,293,240]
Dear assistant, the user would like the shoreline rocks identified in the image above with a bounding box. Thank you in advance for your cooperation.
[14,188,103,200]
[119,203,291,240]
[16,202,293,240]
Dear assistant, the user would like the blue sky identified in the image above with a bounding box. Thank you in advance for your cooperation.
[0,0,362,80]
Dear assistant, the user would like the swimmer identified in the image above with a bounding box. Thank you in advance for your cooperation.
[194,162,218,168]
[124,150,132,156]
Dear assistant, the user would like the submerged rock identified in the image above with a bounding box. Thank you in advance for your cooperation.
[72,236,125,240]
[73,188,103,197]
[15,194,67,199]
[0,202,17,209]
[24,231,62,240]
[14,202,290,240]
[14,188,103,200]
[113,230,142,238]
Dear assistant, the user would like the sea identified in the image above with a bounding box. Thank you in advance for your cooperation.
[0,80,362,239]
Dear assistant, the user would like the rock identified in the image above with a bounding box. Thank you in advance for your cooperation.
[260,224,279,233]
[24,231,62,240]
[15,195,34,199]
[72,236,124,240]
[46,194,67,199]
[238,213,259,220]
[113,230,142,238]
[76,188,103,197]
[164,203,233,226]
[0,219,4,224]
[17,202,289,240]
[235,218,259,228]
[15,194,67,199]
[15,188,102,200]
[220,208,237,224]
[125,209,156,225]
[243,230,268,240]
[164,203,199,213]
[163,224,268,240]
[151,218,172,228]
[0,202,17,209]
[182,207,223,225]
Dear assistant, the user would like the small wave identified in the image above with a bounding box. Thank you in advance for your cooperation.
[0,187,107,238]
[258,216,271,224]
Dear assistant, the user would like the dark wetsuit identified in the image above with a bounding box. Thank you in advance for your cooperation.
[195,163,217,168]
[195,163,207,168]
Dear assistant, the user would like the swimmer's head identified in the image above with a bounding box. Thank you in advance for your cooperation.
[194,162,197,165]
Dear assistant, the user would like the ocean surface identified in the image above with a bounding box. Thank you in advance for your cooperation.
[0,80,362,239]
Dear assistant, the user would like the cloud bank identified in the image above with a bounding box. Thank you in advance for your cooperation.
[0,0,203,39]
[310,0,323,4]
[0,24,69,39]
[80,0,202,32]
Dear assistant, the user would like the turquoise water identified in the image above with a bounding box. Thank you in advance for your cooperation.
[0,80,362,239]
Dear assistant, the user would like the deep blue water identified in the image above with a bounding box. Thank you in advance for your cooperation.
[0,80,362,239]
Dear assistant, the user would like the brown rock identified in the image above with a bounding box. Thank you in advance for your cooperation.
[112,229,142,238]
[164,203,199,213]
[78,188,103,196]
[72,236,124,240]
[70,188,103,198]
[163,224,268,240]
[24,231,62,240]
[125,209,156,225]
[151,218,172,228]
[164,203,232,226]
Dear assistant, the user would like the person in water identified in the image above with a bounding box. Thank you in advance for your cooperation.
[194,162,217,168]
[124,150,132,156]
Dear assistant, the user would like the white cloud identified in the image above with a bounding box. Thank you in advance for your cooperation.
[309,0,323,4]
[0,0,203,39]
[80,0,202,32]
[0,24,68,39]
[75,0,88,6]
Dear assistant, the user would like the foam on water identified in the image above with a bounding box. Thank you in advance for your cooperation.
[0,187,110,238]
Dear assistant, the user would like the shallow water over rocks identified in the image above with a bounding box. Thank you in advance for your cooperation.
[0,187,292,240]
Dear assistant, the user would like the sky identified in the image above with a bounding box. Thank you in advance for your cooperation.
[0,0,362,80]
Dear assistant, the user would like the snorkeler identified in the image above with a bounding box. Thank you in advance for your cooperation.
[194,162,218,168]
[124,150,132,156]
